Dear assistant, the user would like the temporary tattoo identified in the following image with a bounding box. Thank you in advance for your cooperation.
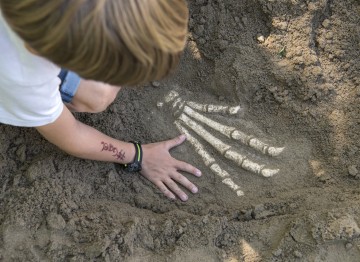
[101,142,126,160]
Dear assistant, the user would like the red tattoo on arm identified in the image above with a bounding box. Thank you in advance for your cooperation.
[101,142,126,160]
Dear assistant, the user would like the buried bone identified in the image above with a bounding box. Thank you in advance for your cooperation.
[175,121,244,196]
[183,106,284,156]
[160,91,284,196]
[164,91,241,115]
[178,113,279,177]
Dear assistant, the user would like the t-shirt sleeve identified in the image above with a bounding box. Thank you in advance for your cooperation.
[0,76,64,127]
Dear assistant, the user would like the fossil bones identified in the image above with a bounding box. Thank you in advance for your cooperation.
[158,91,284,197]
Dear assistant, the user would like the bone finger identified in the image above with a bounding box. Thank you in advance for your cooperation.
[267,146,285,156]
[175,122,244,196]
[224,150,279,177]
[184,106,284,157]
[261,168,280,177]
[164,90,179,103]
[174,121,215,166]
[211,164,244,197]
[179,113,231,154]
[221,177,245,196]
[183,106,235,138]
[179,114,279,177]
[187,101,241,115]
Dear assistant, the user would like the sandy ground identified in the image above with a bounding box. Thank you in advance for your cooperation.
[1,0,360,261]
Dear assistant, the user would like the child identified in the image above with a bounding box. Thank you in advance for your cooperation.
[0,0,202,202]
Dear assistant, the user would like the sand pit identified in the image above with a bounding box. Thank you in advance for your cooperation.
[1,0,360,261]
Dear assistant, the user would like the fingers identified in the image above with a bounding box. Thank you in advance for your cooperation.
[141,135,203,201]
[164,178,189,202]
[154,181,176,200]
[165,134,187,150]
[163,136,202,177]
[174,160,202,178]
[153,173,198,202]
[170,172,198,194]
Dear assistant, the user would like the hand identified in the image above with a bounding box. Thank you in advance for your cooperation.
[140,134,202,201]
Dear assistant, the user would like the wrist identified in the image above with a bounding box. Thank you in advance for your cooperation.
[125,142,136,163]
[122,141,143,172]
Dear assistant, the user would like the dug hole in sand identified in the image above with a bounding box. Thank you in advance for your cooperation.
[1,0,360,261]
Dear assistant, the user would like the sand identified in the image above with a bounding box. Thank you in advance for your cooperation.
[1,0,360,261]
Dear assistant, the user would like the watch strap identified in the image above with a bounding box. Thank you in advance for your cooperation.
[123,141,142,172]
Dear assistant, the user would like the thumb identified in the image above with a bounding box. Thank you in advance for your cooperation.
[166,134,187,150]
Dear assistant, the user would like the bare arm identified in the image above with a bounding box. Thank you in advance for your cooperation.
[36,106,201,201]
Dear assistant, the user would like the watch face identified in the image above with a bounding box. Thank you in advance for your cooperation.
[126,163,142,172]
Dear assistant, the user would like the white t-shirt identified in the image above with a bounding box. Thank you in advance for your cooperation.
[0,12,63,127]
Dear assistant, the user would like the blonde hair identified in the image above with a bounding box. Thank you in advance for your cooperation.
[0,0,189,86]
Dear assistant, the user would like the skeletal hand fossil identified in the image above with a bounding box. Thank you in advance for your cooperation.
[157,91,284,197]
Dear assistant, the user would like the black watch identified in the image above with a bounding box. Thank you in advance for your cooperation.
[123,142,142,172]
